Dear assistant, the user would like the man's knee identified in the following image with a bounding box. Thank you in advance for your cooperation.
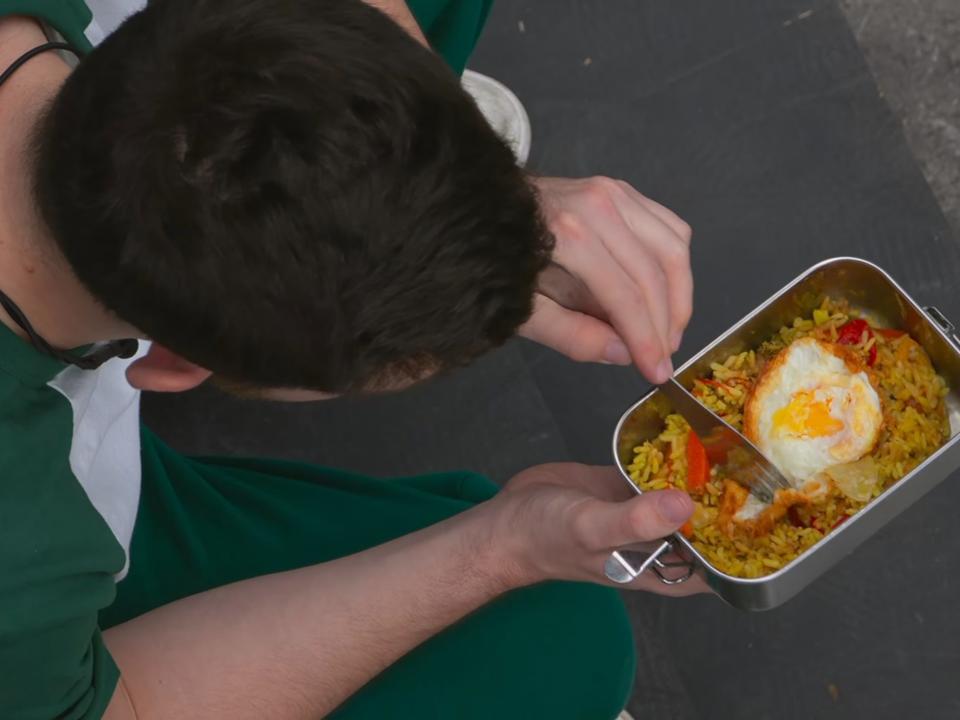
[477,581,636,719]
[332,580,635,719]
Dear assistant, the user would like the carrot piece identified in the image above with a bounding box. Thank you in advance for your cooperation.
[876,328,906,339]
[680,520,694,538]
[698,378,734,393]
[686,431,710,493]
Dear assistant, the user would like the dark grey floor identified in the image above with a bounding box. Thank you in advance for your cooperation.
[143,1,960,718]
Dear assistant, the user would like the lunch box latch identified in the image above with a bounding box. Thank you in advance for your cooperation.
[924,305,960,351]
[604,541,696,585]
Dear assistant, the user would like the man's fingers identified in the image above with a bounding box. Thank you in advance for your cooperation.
[611,187,693,352]
[561,180,674,363]
[554,225,670,381]
[507,464,638,502]
[593,215,674,360]
[570,490,694,552]
[617,181,693,244]
[535,263,608,322]
[520,295,628,365]
[501,460,713,596]
[530,176,694,376]
[632,223,692,353]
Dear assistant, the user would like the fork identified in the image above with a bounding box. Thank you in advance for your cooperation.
[658,377,792,502]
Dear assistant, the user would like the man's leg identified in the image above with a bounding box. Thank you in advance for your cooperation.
[101,427,635,719]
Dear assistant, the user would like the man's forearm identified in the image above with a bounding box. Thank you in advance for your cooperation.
[103,502,513,719]
[365,0,429,45]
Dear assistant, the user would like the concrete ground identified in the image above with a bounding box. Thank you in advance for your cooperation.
[841,0,960,233]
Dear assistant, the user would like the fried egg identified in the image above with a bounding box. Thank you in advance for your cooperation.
[743,337,883,492]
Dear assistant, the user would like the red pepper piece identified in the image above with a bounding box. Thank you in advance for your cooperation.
[836,319,868,344]
[836,319,877,366]
[686,432,710,493]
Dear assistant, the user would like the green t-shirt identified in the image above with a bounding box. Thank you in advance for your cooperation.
[0,321,134,718]
[0,1,492,717]
[0,0,492,74]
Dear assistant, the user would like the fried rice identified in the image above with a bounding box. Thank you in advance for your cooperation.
[627,297,951,578]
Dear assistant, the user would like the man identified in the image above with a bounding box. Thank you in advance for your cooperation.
[0,1,702,718]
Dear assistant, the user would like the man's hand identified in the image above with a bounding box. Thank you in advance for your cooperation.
[521,176,693,383]
[484,463,709,596]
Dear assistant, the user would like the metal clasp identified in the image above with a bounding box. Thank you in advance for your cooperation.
[604,540,696,585]
[925,305,960,351]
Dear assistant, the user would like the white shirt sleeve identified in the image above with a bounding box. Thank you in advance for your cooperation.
[84,0,148,44]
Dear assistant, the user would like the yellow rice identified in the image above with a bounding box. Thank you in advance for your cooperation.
[628,297,951,578]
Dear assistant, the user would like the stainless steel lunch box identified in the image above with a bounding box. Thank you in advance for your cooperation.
[611,257,960,611]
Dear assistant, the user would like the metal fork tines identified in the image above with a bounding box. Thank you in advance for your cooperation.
[658,378,792,502]
[737,460,791,503]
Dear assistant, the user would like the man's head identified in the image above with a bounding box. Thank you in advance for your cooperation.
[33,0,551,394]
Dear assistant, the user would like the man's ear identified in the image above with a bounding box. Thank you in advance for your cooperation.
[125,343,212,392]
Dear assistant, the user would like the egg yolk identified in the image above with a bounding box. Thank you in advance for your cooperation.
[772,390,844,438]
